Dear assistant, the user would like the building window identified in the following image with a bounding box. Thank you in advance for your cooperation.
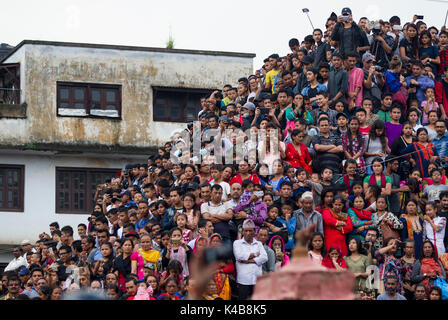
[56,167,119,214]
[57,82,122,118]
[152,86,212,122]
[0,165,24,212]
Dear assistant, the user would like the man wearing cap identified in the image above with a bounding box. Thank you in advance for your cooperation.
[362,52,384,106]
[331,7,370,59]
[4,247,27,272]
[17,266,31,288]
[293,192,324,235]
[21,240,37,257]
[241,102,256,131]
[233,219,268,300]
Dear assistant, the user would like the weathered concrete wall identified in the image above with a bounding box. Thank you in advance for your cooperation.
[1,43,253,150]
[0,151,147,246]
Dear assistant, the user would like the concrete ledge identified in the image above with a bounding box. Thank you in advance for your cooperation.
[0,103,27,118]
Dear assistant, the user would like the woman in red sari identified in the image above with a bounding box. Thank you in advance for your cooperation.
[322,195,353,257]
[321,246,348,270]
[208,233,234,300]
[284,129,312,174]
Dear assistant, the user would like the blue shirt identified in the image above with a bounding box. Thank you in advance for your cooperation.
[433,132,448,158]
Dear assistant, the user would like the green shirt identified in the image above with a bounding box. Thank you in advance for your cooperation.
[376,109,391,123]
[363,174,392,186]
[343,255,372,291]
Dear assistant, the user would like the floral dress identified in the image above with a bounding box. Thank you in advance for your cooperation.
[341,132,366,171]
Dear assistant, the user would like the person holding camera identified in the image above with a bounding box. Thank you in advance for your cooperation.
[370,20,395,71]
[331,7,370,60]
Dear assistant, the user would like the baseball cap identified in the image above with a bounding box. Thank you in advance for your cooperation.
[341,7,352,15]
[362,52,374,62]
[242,102,255,111]
[186,182,199,191]
[218,116,229,122]
[336,112,348,120]
[126,232,139,239]
[18,266,30,276]
[21,240,31,246]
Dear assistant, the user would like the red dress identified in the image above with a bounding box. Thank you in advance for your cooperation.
[285,143,312,173]
[322,209,353,257]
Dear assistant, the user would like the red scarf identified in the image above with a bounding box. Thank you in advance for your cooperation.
[343,175,352,195]
[321,247,348,269]
[369,173,387,188]
[351,207,372,220]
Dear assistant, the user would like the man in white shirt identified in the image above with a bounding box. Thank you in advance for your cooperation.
[4,247,27,272]
[233,219,268,300]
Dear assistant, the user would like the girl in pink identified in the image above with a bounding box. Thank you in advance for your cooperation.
[421,87,446,125]
[175,213,192,243]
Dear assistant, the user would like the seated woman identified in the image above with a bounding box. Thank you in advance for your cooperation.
[400,199,424,259]
[284,129,313,173]
[375,238,403,295]
[268,235,290,270]
[411,240,447,294]
[371,195,404,248]
[347,195,374,242]
[321,246,347,270]
[400,127,439,178]
[363,158,392,197]
[322,195,353,257]
[344,238,371,293]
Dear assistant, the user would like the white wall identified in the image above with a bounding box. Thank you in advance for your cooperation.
[0,150,146,245]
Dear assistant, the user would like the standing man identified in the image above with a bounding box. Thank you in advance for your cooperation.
[233,219,268,300]
[293,192,324,235]
[331,7,370,59]
[327,53,348,107]
[256,226,276,274]
[346,53,364,111]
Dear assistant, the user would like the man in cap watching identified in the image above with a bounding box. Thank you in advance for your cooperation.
[331,7,370,59]
[241,102,256,131]
[233,219,268,300]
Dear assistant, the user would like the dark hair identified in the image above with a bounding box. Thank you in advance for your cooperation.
[307,232,326,257]
[420,240,438,262]
[347,237,366,256]
[346,117,364,156]
[429,286,442,298]
[320,188,335,204]
[406,24,420,57]
[72,240,82,253]
[368,120,388,151]
[61,225,74,237]
[167,260,183,274]
[49,222,60,229]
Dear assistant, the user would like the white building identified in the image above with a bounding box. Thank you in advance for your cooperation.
[0,40,254,262]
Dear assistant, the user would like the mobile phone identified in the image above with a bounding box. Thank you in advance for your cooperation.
[171,238,180,245]
[416,15,424,20]
[49,247,53,255]
[275,248,281,254]
[302,8,309,13]
[260,107,270,115]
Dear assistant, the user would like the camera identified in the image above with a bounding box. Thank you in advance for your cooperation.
[372,27,381,36]
[374,64,384,72]
[203,245,233,265]
[363,240,372,250]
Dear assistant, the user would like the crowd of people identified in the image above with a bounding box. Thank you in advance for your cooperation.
[2,7,448,301]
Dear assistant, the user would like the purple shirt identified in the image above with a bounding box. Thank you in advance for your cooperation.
[385,122,403,149]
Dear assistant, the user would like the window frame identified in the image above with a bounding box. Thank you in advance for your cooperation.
[55,167,120,214]
[152,86,213,123]
[56,81,122,119]
[0,164,25,212]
